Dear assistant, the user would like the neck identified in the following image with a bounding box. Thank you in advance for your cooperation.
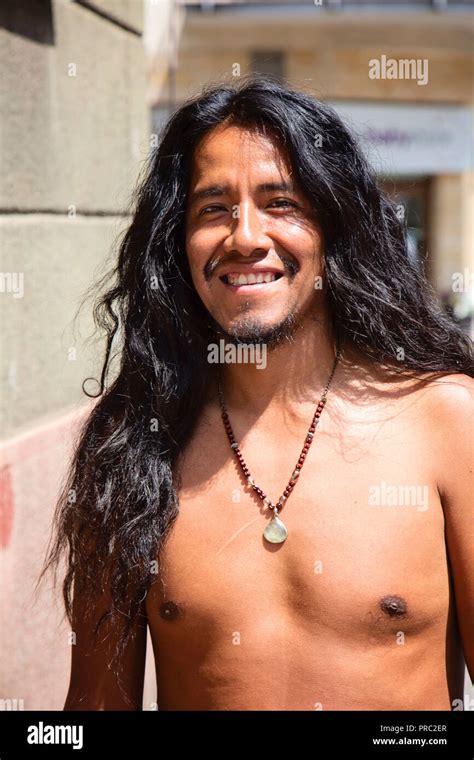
[215,315,340,412]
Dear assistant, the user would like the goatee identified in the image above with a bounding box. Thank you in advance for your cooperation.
[214,311,299,350]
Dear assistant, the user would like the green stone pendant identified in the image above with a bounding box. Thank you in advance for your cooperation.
[263,512,288,544]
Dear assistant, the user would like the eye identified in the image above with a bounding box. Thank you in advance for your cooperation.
[268,199,298,210]
[199,205,226,216]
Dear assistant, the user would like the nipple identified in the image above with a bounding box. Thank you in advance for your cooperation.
[159,601,180,621]
[380,595,408,617]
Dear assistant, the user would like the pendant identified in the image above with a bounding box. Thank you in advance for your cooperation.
[263,510,288,544]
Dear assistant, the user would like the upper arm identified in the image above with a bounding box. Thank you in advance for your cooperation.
[436,374,474,681]
[63,570,148,711]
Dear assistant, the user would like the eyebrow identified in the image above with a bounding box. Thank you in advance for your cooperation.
[189,180,297,204]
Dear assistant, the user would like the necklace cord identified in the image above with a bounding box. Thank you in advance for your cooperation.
[218,343,341,515]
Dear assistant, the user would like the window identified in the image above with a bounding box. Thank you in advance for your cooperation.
[250,51,286,81]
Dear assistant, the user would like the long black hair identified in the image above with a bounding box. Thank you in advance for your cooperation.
[38,75,473,679]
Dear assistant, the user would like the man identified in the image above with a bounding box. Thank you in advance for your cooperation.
[44,77,473,711]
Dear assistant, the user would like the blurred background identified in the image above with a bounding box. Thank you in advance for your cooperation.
[1,0,473,710]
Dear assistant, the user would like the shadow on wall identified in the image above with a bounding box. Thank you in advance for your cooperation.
[0,0,55,45]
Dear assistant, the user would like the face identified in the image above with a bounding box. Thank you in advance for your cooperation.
[185,124,325,345]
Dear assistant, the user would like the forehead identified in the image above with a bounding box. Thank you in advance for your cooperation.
[189,124,292,183]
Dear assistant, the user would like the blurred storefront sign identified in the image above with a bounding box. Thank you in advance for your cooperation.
[331,101,473,177]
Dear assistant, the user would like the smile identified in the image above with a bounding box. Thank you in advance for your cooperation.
[220,271,284,286]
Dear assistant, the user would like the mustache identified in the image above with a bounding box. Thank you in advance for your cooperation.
[204,255,299,281]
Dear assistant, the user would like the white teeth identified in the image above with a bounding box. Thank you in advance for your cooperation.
[226,272,278,286]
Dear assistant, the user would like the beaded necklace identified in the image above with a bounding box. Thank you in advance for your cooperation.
[218,346,340,544]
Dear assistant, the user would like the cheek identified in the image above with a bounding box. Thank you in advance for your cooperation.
[186,227,218,277]
[279,220,323,259]
[185,235,207,284]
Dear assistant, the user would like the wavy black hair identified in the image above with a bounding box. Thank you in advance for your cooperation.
[38,75,473,682]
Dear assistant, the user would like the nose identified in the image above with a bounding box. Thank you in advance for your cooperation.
[223,200,272,258]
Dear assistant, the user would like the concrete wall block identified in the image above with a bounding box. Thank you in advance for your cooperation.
[0,0,150,213]
[0,214,130,436]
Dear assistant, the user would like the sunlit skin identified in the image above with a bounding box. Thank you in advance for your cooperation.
[184,124,326,347]
[64,125,474,712]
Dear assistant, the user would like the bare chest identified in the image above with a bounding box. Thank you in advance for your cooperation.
[146,402,451,648]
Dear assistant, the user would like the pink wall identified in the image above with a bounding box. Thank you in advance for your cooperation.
[0,404,156,710]
[0,405,91,709]
[0,403,157,710]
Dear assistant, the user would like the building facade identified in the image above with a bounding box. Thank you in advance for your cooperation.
[151,0,474,332]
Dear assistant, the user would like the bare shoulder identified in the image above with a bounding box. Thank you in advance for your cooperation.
[416,372,473,434]
[419,371,474,403]
[403,371,474,434]
[415,373,473,502]
[339,346,473,413]
[350,359,473,452]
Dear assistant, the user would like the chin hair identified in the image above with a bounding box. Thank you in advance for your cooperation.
[218,312,298,349]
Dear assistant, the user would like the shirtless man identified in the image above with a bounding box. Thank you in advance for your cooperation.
[58,78,473,711]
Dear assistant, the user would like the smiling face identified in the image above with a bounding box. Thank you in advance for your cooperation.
[185,124,325,345]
